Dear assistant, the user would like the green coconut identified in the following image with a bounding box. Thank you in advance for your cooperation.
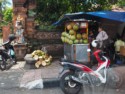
[79,39,83,43]
[73,24,79,31]
[69,40,73,44]
[65,33,69,38]
[74,39,79,44]
[61,36,65,42]
[69,29,75,35]
[70,35,76,40]
[83,39,88,44]
[65,38,68,43]
[61,32,66,37]
[76,34,82,40]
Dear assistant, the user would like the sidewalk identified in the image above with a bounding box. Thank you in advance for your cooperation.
[20,60,61,89]
[0,60,62,89]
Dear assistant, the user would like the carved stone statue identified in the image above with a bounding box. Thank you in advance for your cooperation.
[15,15,25,43]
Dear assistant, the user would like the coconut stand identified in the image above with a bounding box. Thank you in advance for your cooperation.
[61,20,90,63]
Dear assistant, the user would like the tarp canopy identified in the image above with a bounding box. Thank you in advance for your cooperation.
[87,11,125,22]
[53,11,125,26]
[52,12,86,26]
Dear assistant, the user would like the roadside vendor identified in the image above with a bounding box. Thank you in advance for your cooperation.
[96,26,109,49]
[89,30,95,50]
[114,37,125,53]
[114,36,125,64]
[89,30,95,42]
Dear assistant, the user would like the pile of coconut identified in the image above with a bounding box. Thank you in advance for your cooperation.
[61,22,88,44]
[31,50,52,68]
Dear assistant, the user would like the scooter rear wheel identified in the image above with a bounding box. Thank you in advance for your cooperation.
[60,71,82,94]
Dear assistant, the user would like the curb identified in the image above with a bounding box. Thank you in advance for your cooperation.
[19,78,60,89]
[1,78,60,89]
[43,78,60,88]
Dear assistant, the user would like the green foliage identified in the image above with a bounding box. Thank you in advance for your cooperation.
[28,9,36,17]
[36,0,118,25]
[0,8,13,29]
[35,0,125,27]
[36,0,69,25]
[39,25,56,31]
[117,0,125,7]
[82,0,113,11]
[3,8,13,23]
[0,0,12,30]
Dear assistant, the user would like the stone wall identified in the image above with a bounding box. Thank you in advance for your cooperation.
[12,0,64,58]
[26,31,64,58]
[2,25,11,42]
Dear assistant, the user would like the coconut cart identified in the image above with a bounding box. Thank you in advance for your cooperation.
[61,20,90,63]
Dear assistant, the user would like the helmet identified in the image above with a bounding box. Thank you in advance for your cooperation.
[91,40,98,47]
[8,34,16,41]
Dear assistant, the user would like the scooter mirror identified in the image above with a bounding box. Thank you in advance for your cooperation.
[87,49,91,52]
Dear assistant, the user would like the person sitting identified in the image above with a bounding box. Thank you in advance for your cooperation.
[89,31,95,50]
[89,31,95,42]
[114,37,125,53]
[114,37,125,64]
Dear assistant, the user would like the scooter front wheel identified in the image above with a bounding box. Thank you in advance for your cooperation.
[0,57,6,71]
[60,71,82,94]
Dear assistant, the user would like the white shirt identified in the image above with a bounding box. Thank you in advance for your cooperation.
[96,31,108,48]
[96,31,108,41]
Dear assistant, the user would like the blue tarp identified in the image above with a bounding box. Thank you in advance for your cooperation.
[53,11,125,26]
[87,11,125,22]
[52,12,85,26]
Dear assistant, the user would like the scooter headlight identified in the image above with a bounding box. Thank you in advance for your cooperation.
[61,62,65,65]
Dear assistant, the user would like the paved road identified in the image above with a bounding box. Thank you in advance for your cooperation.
[0,88,63,94]
[0,87,124,94]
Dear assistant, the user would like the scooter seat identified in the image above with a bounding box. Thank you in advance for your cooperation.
[74,60,92,68]
[2,40,10,46]
[60,58,92,68]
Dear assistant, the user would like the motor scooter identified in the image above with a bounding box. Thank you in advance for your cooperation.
[0,34,17,70]
[59,40,123,94]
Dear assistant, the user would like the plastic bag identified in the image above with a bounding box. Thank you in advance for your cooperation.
[20,79,43,89]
